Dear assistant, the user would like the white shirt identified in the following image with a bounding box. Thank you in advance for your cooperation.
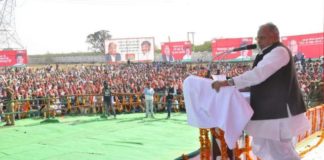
[183,75,253,149]
[143,87,154,100]
[110,55,116,62]
[182,54,192,61]
[138,52,153,61]
[232,46,310,140]
[165,55,174,62]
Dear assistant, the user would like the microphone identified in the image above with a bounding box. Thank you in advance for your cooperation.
[208,44,257,76]
[214,44,257,59]
[232,44,257,52]
[206,63,211,78]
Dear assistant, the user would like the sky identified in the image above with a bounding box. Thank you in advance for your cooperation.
[11,0,324,55]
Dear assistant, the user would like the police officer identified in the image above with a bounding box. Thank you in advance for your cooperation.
[102,81,116,118]
[4,86,15,126]
[166,83,175,119]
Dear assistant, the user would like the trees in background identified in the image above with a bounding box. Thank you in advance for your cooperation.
[86,30,111,54]
[194,41,211,52]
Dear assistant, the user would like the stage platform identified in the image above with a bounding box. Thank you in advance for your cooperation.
[0,112,322,160]
[0,113,199,160]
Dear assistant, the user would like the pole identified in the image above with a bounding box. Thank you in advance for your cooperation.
[188,32,195,52]
[187,32,190,42]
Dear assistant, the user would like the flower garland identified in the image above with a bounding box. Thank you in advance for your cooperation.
[299,130,324,158]
[298,105,324,158]
[210,128,228,160]
[199,129,211,160]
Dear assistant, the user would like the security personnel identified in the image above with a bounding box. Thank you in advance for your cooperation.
[102,81,116,118]
[4,86,15,126]
[166,83,175,119]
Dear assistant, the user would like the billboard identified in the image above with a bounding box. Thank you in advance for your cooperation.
[211,37,254,61]
[161,41,192,62]
[281,32,324,59]
[0,50,28,67]
[104,37,154,63]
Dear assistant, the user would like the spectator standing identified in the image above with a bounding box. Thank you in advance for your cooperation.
[143,83,155,118]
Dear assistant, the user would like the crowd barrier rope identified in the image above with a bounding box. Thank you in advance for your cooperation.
[0,93,185,120]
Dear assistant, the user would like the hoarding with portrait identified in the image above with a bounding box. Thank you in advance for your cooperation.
[0,50,28,67]
[161,41,192,62]
[211,37,254,61]
[104,37,154,63]
[281,32,323,59]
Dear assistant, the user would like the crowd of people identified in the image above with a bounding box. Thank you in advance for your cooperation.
[0,58,322,123]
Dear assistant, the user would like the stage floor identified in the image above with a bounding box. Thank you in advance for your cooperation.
[0,113,199,160]
[1,112,322,160]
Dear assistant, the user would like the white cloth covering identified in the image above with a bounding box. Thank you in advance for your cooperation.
[183,75,253,149]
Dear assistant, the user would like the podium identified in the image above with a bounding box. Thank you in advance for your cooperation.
[183,75,253,159]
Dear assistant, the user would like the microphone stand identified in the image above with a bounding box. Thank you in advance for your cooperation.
[207,49,231,79]
[208,51,235,160]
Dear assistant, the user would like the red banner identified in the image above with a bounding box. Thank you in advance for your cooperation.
[281,32,324,59]
[211,37,254,61]
[0,50,28,67]
[161,41,192,62]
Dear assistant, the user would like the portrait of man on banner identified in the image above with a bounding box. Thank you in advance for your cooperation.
[13,53,25,66]
[106,42,122,62]
[138,40,153,61]
[162,45,174,62]
[288,39,305,63]
[182,47,192,62]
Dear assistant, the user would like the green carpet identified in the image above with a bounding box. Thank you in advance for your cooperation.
[0,113,199,160]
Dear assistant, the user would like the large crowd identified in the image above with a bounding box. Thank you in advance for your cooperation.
[0,57,323,121]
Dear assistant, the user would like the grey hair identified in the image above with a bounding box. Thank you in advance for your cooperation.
[262,22,280,38]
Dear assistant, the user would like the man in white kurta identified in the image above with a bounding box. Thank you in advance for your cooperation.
[212,23,310,160]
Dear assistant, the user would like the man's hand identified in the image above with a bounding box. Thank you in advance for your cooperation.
[211,80,229,92]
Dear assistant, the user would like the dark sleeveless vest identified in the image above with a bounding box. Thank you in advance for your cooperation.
[250,42,306,120]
